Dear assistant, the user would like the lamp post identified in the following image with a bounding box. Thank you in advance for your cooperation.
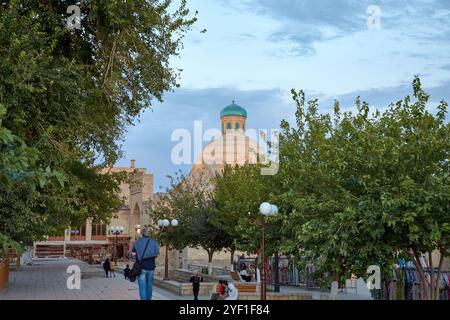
[109,226,124,260]
[259,202,278,301]
[157,218,179,281]
[134,224,141,240]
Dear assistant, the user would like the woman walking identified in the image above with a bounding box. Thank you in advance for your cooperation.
[109,259,116,277]
[103,257,111,278]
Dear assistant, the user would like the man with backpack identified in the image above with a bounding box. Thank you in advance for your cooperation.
[131,227,160,300]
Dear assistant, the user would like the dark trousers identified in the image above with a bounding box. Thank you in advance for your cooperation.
[193,287,200,300]
[242,275,252,282]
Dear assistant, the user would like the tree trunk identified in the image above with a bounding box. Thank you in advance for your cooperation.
[429,252,434,300]
[434,250,445,300]
[229,247,235,271]
[207,250,214,275]
[412,249,429,300]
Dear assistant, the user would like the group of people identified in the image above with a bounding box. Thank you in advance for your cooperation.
[101,227,160,300]
[102,257,116,278]
[101,228,243,301]
[239,265,253,282]
[211,279,238,300]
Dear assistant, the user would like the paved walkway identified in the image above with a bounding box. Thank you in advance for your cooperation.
[0,258,370,300]
[0,258,172,300]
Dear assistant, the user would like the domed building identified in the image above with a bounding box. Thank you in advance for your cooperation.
[184,101,266,269]
[189,101,266,180]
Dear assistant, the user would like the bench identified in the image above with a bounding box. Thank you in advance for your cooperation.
[234,283,258,293]
[230,271,244,282]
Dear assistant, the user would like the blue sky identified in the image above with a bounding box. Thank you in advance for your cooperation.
[116,0,450,190]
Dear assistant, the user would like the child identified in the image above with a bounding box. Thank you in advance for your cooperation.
[124,264,131,280]
[109,259,116,277]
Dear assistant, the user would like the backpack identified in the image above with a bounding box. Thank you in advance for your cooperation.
[129,238,150,281]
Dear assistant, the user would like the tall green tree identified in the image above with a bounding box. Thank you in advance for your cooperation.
[0,1,196,242]
[275,77,449,299]
[213,164,284,268]
[150,172,232,275]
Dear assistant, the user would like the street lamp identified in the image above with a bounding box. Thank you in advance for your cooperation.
[134,224,141,239]
[109,226,124,260]
[157,218,179,280]
[259,202,278,301]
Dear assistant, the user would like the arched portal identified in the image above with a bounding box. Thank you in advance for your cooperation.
[132,203,141,232]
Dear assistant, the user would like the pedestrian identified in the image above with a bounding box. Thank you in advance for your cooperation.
[132,227,160,300]
[224,280,239,300]
[109,259,116,277]
[124,264,131,280]
[190,272,203,300]
[103,257,111,278]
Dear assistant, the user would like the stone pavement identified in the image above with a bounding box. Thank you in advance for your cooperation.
[0,258,172,300]
[0,258,370,300]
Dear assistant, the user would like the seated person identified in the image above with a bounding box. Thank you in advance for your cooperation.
[224,280,239,300]
[211,279,228,300]
[239,265,252,282]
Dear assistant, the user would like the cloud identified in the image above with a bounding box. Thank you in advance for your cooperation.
[220,0,450,57]
[319,78,450,113]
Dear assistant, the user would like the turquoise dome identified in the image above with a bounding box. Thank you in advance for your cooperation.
[220,101,247,118]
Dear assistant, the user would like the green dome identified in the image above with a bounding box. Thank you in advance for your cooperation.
[220,101,247,118]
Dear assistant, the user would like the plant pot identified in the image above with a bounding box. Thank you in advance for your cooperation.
[0,259,9,290]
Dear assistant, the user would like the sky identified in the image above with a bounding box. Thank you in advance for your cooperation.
[116,0,450,190]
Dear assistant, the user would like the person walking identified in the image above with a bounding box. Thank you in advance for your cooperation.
[190,272,203,300]
[132,227,160,300]
[109,259,116,277]
[124,264,131,280]
[103,257,111,278]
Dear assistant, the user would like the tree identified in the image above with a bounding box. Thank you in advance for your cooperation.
[374,77,450,300]
[0,102,65,248]
[274,77,449,299]
[0,1,197,242]
[150,172,232,275]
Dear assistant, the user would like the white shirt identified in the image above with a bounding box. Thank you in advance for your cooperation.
[225,283,239,300]
[239,269,248,276]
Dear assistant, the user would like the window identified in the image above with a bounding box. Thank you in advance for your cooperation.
[235,122,240,130]
[226,122,231,130]
[70,224,86,236]
[92,224,107,236]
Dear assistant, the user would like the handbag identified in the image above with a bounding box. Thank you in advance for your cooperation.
[130,238,150,278]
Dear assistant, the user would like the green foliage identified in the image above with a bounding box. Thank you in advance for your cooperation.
[150,171,232,261]
[213,164,282,256]
[276,77,449,290]
[0,1,196,243]
[212,77,449,297]
[0,232,24,259]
